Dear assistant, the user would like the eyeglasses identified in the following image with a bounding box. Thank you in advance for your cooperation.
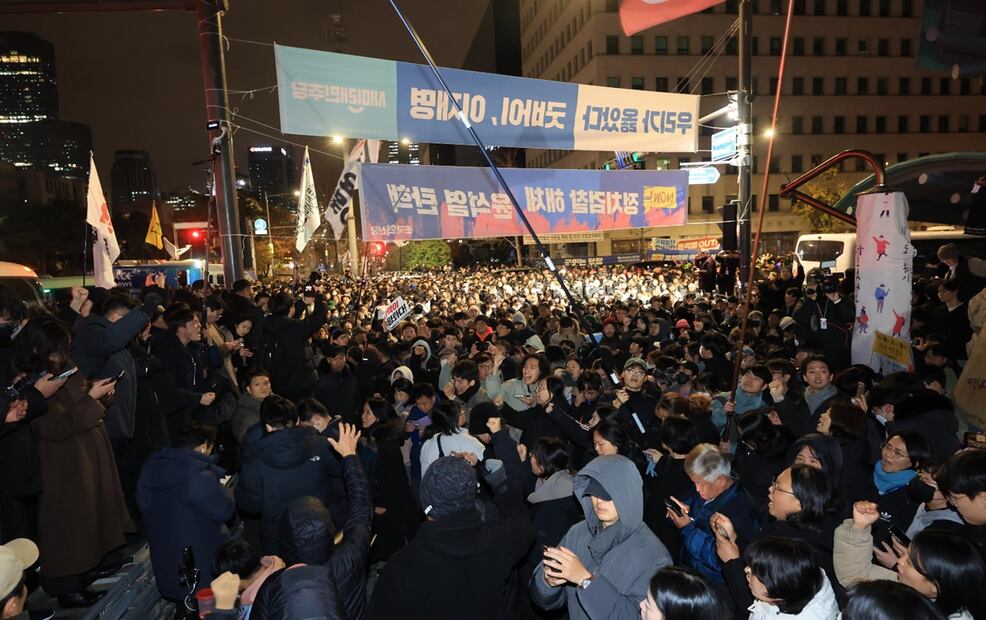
[769,478,795,496]
[881,441,909,460]
[625,368,647,377]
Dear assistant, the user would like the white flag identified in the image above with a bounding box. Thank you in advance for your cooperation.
[324,139,373,240]
[86,154,120,289]
[295,147,321,252]
[163,237,191,260]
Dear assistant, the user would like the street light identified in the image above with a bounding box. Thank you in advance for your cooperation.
[400,137,410,145]
[331,135,343,144]
[763,128,776,139]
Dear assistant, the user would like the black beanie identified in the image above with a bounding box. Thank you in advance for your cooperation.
[419,456,477,519]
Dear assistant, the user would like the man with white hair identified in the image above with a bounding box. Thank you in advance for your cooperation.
[666,444,758,584]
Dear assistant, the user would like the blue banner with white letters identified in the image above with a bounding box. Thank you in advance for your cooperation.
[275,45,699,153]
[358,164,688,242]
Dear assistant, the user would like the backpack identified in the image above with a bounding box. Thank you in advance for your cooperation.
[258,330,290,390]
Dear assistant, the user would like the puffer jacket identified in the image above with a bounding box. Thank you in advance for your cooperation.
[275,455,372,620]
[251,564,345,620]
[530,455,673,620]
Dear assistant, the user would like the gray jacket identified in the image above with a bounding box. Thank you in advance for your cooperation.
[530,455,672,620]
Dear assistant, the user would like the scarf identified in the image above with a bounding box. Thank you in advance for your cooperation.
[804,383,839,416]
[734,388,764,415]
[873,461,917,495]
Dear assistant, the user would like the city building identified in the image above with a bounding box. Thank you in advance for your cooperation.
[0,31,91,181]
[247,145,297,209]
[110,150,159,213]
[385,139,421,165]
[518,0,986,258]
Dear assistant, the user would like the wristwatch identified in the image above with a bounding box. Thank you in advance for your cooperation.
[578,574,593,590]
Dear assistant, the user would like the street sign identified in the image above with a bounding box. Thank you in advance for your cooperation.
[253,218,268,235]
[711,127,738,162]
[688,166,721,185]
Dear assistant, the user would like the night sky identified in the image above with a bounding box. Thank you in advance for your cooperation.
[4,0,493,193]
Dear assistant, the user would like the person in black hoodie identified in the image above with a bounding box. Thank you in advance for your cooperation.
[314,344,359,424]
[368,455,535,620]
[223,279,265,354]
[642,417,701,562]
[235,395,343,554]
[266,422,371,620]
[136,423,235,602]
[732,408,794,512]
[257,291,327,402]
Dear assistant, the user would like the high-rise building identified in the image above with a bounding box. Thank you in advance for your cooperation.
[385,140,421,165]
[0,32,91,181]
[247,145,297,209]
[110,150,159,213]
[519,0,986,256]
[0,32,57,124]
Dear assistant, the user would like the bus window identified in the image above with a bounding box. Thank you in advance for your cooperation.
[796,239,845,263]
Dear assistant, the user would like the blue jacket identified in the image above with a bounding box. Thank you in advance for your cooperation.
[235,425,343,553]
[680,481,758,584]
[137,448,235,601]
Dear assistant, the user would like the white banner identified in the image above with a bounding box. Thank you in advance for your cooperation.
[324,139,379,240]
[382,296,412,332]
[851,192,915,373]
[85,154,120,289]
[295,146,320,252]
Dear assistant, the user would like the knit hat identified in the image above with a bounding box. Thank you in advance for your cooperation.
[779,316,798,331]
[419,457,478,519]
[0,538,38,599]
[675,319,690,329]
[512,312,527,326]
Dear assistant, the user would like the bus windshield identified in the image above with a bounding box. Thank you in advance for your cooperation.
[796,240,845,263]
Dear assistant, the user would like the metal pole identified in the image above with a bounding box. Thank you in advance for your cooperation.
[345,145,360,274]
[737,0,753,290]
[263,192,275,277]
[197,0,243,284]
[81,223,88,288]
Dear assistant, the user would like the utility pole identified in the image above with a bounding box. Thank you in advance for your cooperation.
[737,0,754,290]
[198,0,243,284]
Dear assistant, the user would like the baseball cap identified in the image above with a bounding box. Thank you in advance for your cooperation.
[779,316,797,331]
[0,538,38,599]
[623,357,647,372]
[582,477,612,501]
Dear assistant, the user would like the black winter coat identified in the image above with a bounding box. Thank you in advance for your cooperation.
[258,299,327,400]
[136,448,235,601]
[368,486,535,620]
[313,366,359,424]
[252,564,346,620]
[235,426,344,553]
[275,454,372,620]
[366,422,419,563]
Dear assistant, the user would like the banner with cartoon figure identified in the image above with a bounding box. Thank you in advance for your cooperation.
[851,192,915,373]
[358,164,688,242]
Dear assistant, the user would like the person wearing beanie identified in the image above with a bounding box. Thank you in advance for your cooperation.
[368,456,535,620]
[531,455,672,620]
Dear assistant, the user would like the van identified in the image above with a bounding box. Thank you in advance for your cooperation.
[0,261,45,306]
[795,229,985,275]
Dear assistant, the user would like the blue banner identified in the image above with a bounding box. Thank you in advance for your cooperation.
[358,164,688,242]
[275,45,699,153]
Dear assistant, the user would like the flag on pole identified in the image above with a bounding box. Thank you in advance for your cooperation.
[85,154,120,289]
[145,202,164,249]
[295,146,320,252]
[163,237,191,260]
[619,0,727,36]
[325,139,373,240]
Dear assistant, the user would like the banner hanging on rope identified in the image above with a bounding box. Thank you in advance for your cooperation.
[275,45,699,153]
[358,164,688,242]
[851,191,915,373]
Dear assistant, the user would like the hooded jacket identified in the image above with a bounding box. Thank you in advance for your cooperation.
[259,297,327,399]
[136,447,235,601]
[747,569,839,620]
[274,454,371,620]
[235,426,343,553]
[525,470,582,579]
[530,455,673,620]
[368,475,535,620]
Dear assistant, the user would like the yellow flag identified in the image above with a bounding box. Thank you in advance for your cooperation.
[145,203,164,250]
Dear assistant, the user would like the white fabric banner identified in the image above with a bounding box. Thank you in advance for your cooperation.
[85,154,120,289]
[295,146,321,252]
[851,192,915,373]
[324,139,379,240]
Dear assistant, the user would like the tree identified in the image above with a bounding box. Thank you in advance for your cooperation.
[790,168,854,233]
[385,240,451,271]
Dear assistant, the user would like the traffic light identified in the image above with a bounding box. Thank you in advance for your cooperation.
[603,151,646,170]
[181,229,206,245]
[369,242,386,256]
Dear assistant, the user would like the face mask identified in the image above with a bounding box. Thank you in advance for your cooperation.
[907,476,936,504]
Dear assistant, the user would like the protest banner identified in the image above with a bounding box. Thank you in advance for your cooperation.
[383,296,412,332]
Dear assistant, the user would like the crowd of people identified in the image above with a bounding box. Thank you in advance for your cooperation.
[1,242,985,620]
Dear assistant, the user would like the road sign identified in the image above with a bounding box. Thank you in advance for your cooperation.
[688,166,721,185]
[711,127,738,162]
[253,218,268,235]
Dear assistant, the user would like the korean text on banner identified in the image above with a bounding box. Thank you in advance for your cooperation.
[357,164,688,242]
[383,296,412,332]
[325,139,370,240]
[295,146,320,252]
[275,45,699,154]
[86,154,120,289]
[851,192,915,373]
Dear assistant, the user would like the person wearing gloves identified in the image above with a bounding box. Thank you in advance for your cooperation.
[530,454,673,620]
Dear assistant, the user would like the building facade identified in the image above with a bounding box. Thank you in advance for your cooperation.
[110,149,159,213]
[247,145,297,210]
[518,0,986,257]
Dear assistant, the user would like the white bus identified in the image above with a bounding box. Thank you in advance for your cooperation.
[795,229,985,275]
